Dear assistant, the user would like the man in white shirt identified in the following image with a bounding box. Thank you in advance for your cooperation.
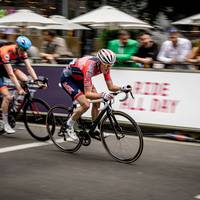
[157,28,192,69]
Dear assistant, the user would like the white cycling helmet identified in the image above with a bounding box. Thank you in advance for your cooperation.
[97,49,116,65]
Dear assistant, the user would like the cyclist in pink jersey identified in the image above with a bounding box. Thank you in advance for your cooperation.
[60,49,132,141]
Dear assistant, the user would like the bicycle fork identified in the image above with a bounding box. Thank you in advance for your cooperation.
[107,111,125,140]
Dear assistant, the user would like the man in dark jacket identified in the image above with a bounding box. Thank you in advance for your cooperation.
[132,31,159,68]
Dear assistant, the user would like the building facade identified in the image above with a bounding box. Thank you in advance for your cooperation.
[0,0,63,17]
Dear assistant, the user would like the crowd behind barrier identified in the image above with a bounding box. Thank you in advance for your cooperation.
[28,57,200,71]
[1,27,200,70]
[106,29,200,70]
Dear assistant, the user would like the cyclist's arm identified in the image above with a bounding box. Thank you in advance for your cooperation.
[84,79,120,99]
[84,86,102,100]
[23,58,38,80]
[4,63,23,91]
[106,79,121,92]
[104,70,120,92]
[83,75,102,100]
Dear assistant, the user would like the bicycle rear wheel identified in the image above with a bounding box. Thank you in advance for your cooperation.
[23,98,50,141]
[46,105,82,153]
[100,111,143,163]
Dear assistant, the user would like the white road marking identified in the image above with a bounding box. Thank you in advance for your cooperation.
[0,129,199,154]
[194,194,200,199]
[0,138,77,154]
[0,141,52,154]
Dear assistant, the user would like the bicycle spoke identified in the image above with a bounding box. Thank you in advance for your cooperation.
[46,105,82,153]
[24,98,50,141]
[109,114,125,140]
[100,111,143,163]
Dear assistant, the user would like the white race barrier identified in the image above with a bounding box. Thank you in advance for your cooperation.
[83,69,200,131]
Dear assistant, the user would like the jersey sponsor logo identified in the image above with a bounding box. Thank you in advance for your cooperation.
[84,71,92,87]
[4,54,10,61]
[63,82,74,94]
[88,63,94,74]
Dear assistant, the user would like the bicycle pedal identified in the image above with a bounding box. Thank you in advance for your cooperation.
[78,131,91,146]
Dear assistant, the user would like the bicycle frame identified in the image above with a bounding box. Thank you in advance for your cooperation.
[88,102,110,135]
[72,91,132,138]
[9,85,34,116]
[7,78,48,120]
[88,101,123,139]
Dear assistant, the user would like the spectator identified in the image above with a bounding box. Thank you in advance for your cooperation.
[27,45,40,63]
[0,29,14,46]
[108,30,139,67]
[187,41,200,69]
[40,30,73,64]
[157,28,192,69]
[132,31,159,68]
[0,30,8,45]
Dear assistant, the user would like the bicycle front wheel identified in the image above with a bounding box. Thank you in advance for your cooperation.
[46,105,82,153]
[100,111,143,164]
[23,98,50,141]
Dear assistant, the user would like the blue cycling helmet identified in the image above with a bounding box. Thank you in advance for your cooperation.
[16,36,32,50]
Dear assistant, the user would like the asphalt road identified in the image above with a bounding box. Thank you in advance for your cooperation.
[0,124,199,200]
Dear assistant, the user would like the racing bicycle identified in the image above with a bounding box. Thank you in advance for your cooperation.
[46,88,143,164]
[0,77,50,141]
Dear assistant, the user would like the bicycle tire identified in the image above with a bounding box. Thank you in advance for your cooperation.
[46,105,82,153]
[100,110,143,164]
[23,98,50,141]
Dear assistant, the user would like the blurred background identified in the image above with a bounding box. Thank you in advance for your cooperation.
[0,0,199,58]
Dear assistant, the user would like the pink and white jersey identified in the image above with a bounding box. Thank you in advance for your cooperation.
[63,56,111,88]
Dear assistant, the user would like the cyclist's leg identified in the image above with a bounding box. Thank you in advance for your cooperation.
[0,79,15,134]
[13,68,28,82]
[1,86,12,116]
[61,76,89,140]
[0,66,15,133]
[88,85,101,138]
[91,85,100,121]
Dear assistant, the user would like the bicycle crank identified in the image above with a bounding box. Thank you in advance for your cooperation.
[78,131,91,146]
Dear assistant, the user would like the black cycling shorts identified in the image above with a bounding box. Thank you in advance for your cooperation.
[60,75,84,100]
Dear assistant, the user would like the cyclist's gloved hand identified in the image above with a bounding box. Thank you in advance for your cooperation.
[102,92,114,101]
[35,80,47,89]
[120,85,132,92]
[38,82,47,89]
